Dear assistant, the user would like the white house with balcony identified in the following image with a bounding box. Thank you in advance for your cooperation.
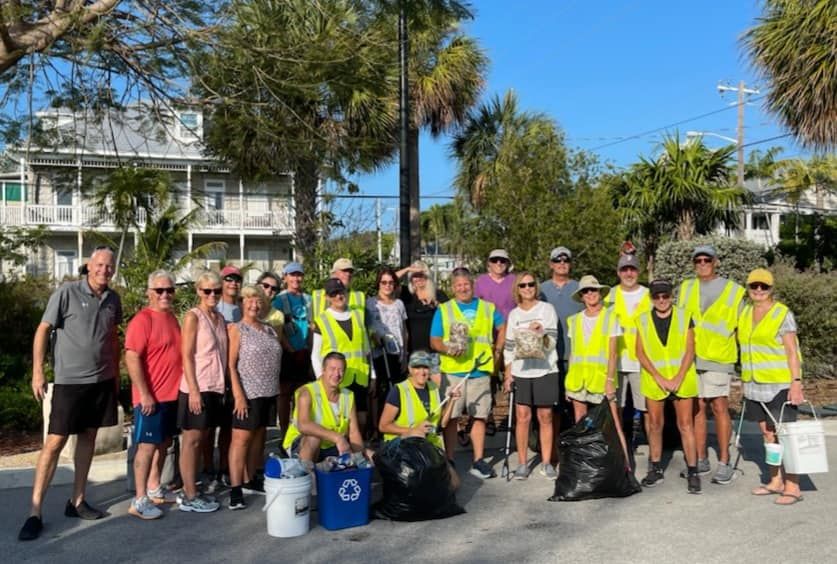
[0,106,296,281]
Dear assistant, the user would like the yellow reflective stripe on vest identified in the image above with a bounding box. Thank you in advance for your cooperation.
[679,278,743,364]
[738,302,799,384]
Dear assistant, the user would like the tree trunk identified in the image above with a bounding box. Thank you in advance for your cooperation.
[293,160,319,264]
[114,228,126,280]
[408,126,421,264]
[677,209,695,240]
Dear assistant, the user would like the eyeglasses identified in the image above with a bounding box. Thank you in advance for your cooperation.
[652,293,671,300]
[579,287,598,295]
[489,257,509,264]
[517,281,536,289]
[261,282,280,293]
[693,257,713,265]
[200,288,223,296]
[748,282,771,291]
[150,287,176,295]
[551,257,570,264]
[285,272,303,277]
[223,275,242,283]
[380,280,395,286]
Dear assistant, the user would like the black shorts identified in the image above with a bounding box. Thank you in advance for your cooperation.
[133,400,179,444]
[345,381,368,412]
[232,395,278,430]
[744,389,797,431]
[49,380,118,436]
[514,373,561,407]
[282,349,314,383]
[177,391,227,431]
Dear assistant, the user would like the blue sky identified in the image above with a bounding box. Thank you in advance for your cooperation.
[351,0,808,217]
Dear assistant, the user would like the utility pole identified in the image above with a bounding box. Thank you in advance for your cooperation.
[376,198,383,264]
[398,0,411,268]
[718,81,760,187]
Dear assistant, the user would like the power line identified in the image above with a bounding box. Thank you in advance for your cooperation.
[740,133,792,149]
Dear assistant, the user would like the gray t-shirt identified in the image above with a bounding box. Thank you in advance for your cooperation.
[695,277,745,373]
[41,278,123,384]
[540,279,583,361]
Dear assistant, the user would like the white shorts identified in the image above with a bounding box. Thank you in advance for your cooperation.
[698,370,731,399]
[618,372,645,411]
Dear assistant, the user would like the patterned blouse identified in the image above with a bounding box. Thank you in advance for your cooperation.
[235,321,282,399]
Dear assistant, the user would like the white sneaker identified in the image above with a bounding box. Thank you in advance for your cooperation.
[179,495,220,513]
[129,496,163,520]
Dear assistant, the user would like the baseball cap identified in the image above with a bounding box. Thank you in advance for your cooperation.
[408,350,434,368]
[617,253,640,270]
[488,249,510,261]
[648,279,673,295]
[220,265,241,278]
[691,245,717,259]
[550,246,572,261]
[324,278,346,295]
[332,258,354,272]
[747,268,774,287]
[283,262,304,275]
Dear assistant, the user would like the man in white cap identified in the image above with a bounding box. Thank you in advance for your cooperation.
[474,249,516,319]
[604,253,651,445]
[311,257,366,317]
[676,244,745,485]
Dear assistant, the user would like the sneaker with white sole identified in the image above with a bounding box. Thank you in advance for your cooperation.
[513,465,530,480]
[641,467,665,487]
[129,496,163,520]
[539,463,558,480]
[711,462,735,485]
[680,458,711,478]
[469,460,497,479]
[229,490,247,511]
[178,495,220,513]
[147,486,178,505]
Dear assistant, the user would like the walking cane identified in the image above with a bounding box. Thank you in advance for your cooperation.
[731,398,747,477]
[501,384,515,481]
[608,397,633,473]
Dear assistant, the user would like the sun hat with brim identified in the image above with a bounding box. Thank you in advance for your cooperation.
[746,268,774,287]
[572,275,610,302]
[408,350,434,368]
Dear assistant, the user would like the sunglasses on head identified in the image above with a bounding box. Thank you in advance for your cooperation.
[489,257,509,264]
[579,287,598,295]
[261,282,280,293]
[223,275,242,283]
[652,293,671,300]
[551,257,570,264]
[200,288,222,296]
[693,257,713,265]
[748,282,771,291]
[517,281,536,289]
[150,287,175,295]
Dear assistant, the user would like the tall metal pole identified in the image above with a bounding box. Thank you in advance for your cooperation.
[398,0,411,268]
[736,80,746,188]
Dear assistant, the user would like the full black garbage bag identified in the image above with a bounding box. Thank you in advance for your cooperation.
[549,403,642,501]
[374,437,465,521]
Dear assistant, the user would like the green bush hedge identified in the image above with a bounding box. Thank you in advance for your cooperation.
[0,384,42,432]
[654,235,767,286]
[0,276,52,383]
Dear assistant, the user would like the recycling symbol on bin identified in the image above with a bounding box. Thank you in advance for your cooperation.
[338,478,362,502]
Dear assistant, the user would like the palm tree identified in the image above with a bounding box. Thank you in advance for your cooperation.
[743,0,837,150]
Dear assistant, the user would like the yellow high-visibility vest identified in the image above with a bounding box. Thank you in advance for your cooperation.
[677,278,745,364]
[565,308,618,395]
[635,307,698,400]
[316,309,371,387]
[383,380,443,449]
[738,302,801,384]
[438,300,496,375]
[604,286,651,366]
[283,379,354,450]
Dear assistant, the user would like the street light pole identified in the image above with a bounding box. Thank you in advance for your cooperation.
[717,81,760,187]
[398,0,411,268]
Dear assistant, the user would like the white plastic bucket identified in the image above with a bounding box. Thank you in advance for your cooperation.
[778,417,829,475]
[262,474,312,538]
[764,442,783,466]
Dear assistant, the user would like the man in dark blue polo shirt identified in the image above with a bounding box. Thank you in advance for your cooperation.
[18,247,122,541]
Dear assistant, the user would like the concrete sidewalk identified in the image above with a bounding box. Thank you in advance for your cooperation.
[2,425,835,563]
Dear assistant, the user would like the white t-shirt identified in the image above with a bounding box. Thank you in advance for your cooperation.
[616,286,647,372]
[579,309,623,342]
[503,301,559,378]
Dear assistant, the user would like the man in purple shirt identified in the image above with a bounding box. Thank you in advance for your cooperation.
[474,249,516,319]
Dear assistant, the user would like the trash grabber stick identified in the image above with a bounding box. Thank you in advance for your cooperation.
[502,385,515,481]
[731,398,748,475]
[609,398,633,473]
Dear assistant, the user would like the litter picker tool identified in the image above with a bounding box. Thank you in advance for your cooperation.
[501,384,515,481]
[731,398,748,477]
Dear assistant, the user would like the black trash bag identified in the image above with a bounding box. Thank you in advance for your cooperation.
[549,403,642,501]
[374,437,465,521]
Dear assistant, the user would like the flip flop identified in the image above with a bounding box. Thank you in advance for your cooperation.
[774,492,804,506]
[751,485,783,496]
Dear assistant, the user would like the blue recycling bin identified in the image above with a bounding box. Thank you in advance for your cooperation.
[315,466,373,530]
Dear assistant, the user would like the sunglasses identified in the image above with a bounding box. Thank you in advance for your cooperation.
[489,257,509,264]
[380,280,396,286]
[517,281,536,289]
[200,288,223,296]
[748,282,771,291]
[223,275,242,283]
[693,257,713,265]
[551,257,570,264]
[579,287,599,295]
[652,293,671,300]
[261,282,280,293]
[328,291,346,298]
[150,287,176,295]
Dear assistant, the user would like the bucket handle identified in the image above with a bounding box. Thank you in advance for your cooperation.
[778,400,817,430]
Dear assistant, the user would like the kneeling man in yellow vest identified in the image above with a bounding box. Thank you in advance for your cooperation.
[283,352,372,463]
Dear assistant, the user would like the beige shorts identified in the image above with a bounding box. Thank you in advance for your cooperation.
[444,374,492,419]
[698,370,731,398]
[618,372,646,411]
[566,389,606,405]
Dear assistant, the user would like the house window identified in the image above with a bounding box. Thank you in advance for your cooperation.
[752,213,770,231]
[56,186,73,206]
[177,112,202,141]
[205,180,225,210]
[3,182,22,202]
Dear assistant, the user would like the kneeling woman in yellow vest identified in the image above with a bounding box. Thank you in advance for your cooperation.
[634,280,701,493]
[379,350,461,488]
[283,352,373,463]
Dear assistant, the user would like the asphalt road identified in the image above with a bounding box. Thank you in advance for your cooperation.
[3,431,835,564]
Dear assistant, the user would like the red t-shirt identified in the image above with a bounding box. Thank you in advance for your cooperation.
[125,308,183,405]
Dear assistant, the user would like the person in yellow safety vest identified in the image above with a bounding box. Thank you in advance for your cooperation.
[311,257,367,317]
[283,352,372,463]
[634,279,701,494]
[676,244,745,485]
[565,275,621,422]
[310,277,375,434]
[738,268,805,506]
[430,267,506,480]
[603,253,652,443]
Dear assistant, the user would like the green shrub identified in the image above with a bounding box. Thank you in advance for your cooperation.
[0,276,53,383]
[0,384,42,431]
[654,235,767,287]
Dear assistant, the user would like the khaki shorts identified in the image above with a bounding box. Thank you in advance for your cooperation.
[566,389,606,405]
[444,374,492,419]
[618,372,646,412]
[698,370,731,398]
